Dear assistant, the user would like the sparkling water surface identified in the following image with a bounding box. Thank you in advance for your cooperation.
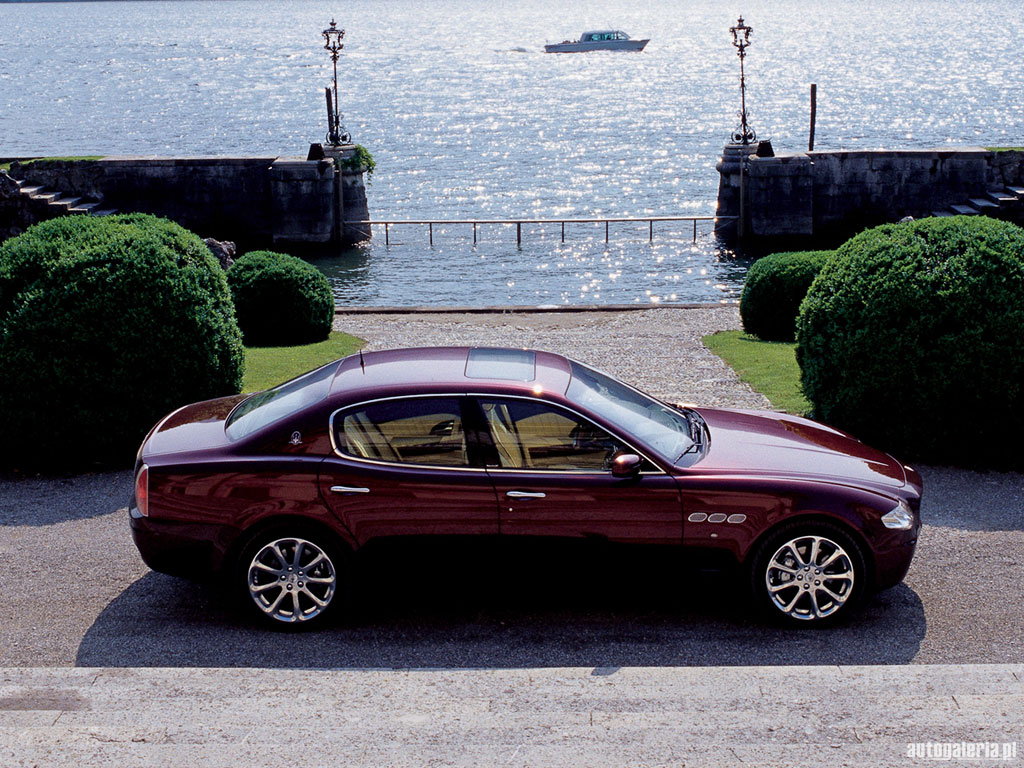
[2,0,1021,306]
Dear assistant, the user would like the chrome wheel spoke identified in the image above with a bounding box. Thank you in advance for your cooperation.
[270,543,288,569]
[291,540,305,568]
[304,552,325,570]
[262,588,287,615]
[819,584,847,603]
[819,549,844,569]
[784,542,806,567]
[301,588,328,608]
[808,537,822,566]
[809,589,824,618]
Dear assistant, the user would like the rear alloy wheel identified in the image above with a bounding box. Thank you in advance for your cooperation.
[243,534,341,627]
[752,523,866,625]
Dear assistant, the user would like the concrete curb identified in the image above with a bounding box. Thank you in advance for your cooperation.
[334,303,730,315]
[2,664,1021,766]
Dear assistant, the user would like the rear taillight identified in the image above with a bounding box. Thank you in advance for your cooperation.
[134,465,149,517]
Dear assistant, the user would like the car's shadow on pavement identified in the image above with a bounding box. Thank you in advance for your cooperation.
[77,542,926,668]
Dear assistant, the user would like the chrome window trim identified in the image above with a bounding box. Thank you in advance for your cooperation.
[473,393,666,476]
[327,392,667,476]
[328,394,483,473]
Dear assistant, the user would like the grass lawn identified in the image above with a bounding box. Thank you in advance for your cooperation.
[242,331,364,393]
[0,156,103,172]
[702,330,811,415]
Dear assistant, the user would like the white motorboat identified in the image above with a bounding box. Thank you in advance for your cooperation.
[544,30,649,53]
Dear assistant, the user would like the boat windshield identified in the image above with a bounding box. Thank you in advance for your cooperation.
[566,360,694,462]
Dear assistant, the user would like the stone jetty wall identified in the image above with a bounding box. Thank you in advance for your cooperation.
[3,154,370,248]
[717,147,1024,242]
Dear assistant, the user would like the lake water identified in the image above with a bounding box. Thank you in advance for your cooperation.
[2,0,1022,306]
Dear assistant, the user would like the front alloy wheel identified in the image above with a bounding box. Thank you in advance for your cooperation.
[753,523,865,625]
[246,536,338,625]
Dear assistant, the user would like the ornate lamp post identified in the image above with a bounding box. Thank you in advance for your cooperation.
[729,16,756,146]
[322,19,351,146]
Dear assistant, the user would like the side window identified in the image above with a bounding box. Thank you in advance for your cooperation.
[337,397,468,467]
[479,399,626,471]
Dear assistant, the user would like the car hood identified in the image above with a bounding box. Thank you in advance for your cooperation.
[143,394,249,458]
[692,407,906,489]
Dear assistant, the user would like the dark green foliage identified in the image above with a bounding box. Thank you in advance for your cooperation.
[227,250,334,347]
[341,144,376,182]
[0,214,245,470]
[796,216,1024,465]
[740,250,833,342]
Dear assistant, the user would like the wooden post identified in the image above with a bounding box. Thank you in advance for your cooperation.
[517,222,521,246]
[809,83,817,152]
[473,222,477,244]
[649,220,653,242]
[693,218,697,242]
[385,222,389,247]
[561,221,565,243]
[605,221,609,243]
[429,222,433,245]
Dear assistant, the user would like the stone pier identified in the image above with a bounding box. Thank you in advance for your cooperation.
[2,154,372,249]
[716,146,1024,243]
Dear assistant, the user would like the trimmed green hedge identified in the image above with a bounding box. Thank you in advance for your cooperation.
[0,214,245,469]
[740,250,833,342]
[796,216,1024,464]
[227,250,334,347]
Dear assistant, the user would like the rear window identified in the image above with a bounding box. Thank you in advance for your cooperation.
[225,361,338,441]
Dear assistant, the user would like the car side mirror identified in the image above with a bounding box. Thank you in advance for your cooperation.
[611,452,642,478]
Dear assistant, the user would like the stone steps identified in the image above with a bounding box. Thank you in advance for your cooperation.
[14,180,116,219]
[931,186,1024,220]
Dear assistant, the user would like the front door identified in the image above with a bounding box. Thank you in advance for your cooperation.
[319,395,499,545]
[475,397,682,545]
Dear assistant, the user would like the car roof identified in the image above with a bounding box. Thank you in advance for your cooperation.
[328,346,573,400]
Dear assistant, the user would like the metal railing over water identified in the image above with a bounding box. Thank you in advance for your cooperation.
[343,215,737,247]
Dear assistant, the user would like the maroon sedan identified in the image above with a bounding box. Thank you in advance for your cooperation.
[130,346,922,627]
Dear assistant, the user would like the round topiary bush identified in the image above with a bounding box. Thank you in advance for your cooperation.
[740,250,833,342]
[796,216,1024,464]
[0,213,245,469]
[227,250,334,346]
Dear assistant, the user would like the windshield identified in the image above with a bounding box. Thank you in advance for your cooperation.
[225,360,339,441]
[566,361,695,462]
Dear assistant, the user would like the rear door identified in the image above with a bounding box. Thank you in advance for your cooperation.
[319,395,499,545]
[475,397,682,545]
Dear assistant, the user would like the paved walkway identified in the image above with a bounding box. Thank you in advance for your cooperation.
[3,665,1021,767]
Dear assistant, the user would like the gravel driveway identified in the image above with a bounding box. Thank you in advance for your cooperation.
[1,308,1021,668]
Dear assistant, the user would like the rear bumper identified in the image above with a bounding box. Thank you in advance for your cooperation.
[129,509,235,579]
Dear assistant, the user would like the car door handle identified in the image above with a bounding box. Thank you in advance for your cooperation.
[506,490,546,499]
[330,485,371,495]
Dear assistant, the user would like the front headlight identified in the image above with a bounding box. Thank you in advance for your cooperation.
[881,499,914,530]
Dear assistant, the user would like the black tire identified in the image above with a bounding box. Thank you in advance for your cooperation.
[749,520,867,627]
[236,523,350,630]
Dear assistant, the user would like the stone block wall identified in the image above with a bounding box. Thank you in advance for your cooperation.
[4,155,371,249]
[717,146,1024,242]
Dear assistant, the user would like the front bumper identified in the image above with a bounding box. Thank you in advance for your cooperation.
[871,523,920,590]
